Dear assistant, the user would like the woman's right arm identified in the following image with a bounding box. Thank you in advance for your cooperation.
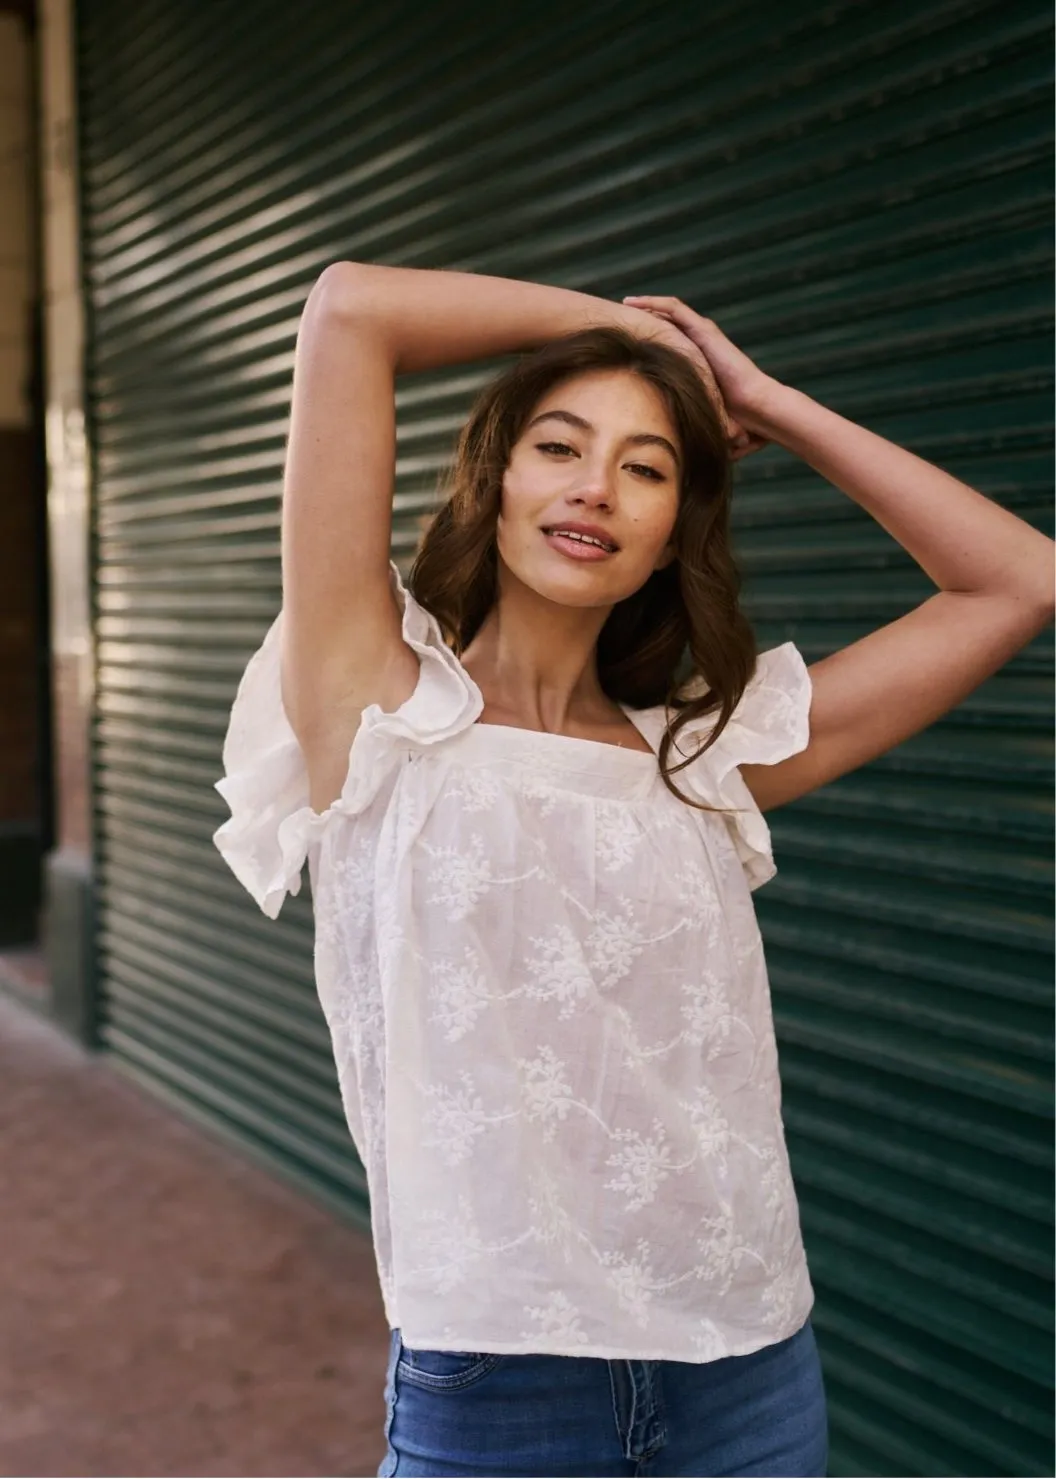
[280,263,673,809]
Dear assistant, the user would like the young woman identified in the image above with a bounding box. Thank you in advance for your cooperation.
[213,264,1054,1479]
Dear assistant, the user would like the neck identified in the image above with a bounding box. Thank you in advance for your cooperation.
[460,561,614,732]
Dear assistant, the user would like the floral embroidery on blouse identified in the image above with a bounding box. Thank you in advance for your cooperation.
[212,559,816,1363]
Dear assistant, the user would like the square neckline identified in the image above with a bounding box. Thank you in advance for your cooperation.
[468,702,660,763]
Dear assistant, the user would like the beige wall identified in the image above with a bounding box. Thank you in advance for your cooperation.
[38,0,92,860]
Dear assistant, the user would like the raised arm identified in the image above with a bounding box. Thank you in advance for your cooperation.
[281,264,674,810]
[625,294,1055,810]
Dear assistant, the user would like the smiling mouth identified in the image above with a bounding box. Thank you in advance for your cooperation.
[541,527,619,553]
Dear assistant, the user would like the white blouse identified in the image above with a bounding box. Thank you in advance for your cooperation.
[213,561,816,1363]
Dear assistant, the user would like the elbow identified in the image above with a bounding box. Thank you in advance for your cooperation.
[304,260,383,325]
[999,537,1056,634]
[1028,540,1056,628]
[1008,580,1054,639]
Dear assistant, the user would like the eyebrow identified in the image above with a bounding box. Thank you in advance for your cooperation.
[527,408,681,466]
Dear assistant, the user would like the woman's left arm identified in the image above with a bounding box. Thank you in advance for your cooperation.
[625,296,1056,811]
[738,383,1055,810]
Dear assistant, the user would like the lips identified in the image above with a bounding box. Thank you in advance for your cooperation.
[541,524,619,553]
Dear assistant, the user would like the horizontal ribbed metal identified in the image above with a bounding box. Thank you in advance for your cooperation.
[78,0,1053,1472]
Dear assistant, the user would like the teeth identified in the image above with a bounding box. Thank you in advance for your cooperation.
[548,529,615,551]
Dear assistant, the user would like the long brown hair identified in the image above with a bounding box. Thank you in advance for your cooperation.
[409,325,757,809]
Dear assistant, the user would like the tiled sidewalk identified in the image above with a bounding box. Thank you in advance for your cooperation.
[0,992,390,1477]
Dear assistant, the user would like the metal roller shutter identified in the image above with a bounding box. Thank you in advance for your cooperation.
[77,0,1053,1472]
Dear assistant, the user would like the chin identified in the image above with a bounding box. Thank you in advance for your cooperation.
[511,553,645,610]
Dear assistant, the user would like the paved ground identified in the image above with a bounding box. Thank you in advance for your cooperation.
[0,991,390,1477]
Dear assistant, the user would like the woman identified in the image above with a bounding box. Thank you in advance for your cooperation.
[213,264,1054,1478]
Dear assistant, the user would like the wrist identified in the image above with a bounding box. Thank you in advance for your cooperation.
[741,378,806,437]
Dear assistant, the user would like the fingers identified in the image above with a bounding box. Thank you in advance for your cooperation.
[624,295,708,327]
[626,297,683,326]
[638,305,686,333]
[625,297,725,351]
[624,295,687,313]
[628,301,749,449]
[626,296,767,458]
[729,433,770,461]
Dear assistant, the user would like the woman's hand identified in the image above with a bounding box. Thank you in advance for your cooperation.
[624,295,782,458]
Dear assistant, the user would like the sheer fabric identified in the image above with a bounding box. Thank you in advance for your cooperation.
[214,562,815,1362]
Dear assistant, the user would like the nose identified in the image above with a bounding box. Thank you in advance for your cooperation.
[568,462,616,510]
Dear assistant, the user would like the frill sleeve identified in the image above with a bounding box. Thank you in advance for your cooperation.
[212,561,483,918]
[673,643,812,891]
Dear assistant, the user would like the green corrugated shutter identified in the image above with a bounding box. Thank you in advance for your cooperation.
[78,1,1053,1472]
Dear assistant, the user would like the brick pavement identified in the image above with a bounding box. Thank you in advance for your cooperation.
[0,992,390,1477]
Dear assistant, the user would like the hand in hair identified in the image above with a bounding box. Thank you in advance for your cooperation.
[625,296,777,460]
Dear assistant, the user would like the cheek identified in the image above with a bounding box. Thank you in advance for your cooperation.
[499,464,545,527]
[625,492,679,552]
[495,474,533,557]
[497,472,518,525]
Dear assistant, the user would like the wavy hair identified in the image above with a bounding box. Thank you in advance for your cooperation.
[408,325,757,808]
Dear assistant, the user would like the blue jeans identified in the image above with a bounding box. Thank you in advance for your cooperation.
[378,1318,828,1477]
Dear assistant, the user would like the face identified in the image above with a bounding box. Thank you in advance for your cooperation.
[497,369,681,608]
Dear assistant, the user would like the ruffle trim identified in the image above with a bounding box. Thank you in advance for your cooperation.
[662,643,812,891]
[212,562,483,917]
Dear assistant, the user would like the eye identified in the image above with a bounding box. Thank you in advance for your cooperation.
[627,462,666,481]
[536,440,576,456]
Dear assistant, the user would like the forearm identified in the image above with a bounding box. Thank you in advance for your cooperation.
[311,261,654,374]
[756,383,1055,613]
